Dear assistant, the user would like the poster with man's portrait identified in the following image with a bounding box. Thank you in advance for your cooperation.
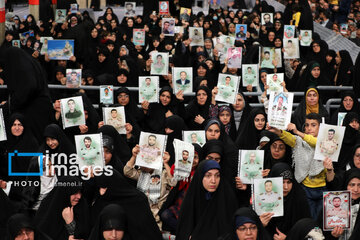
[172,67,193,94]
[235,24,247,40]
[136,132,167,170]
[283,25,295,39]
[238,150,264,184]
[182,130,206,147]
[12,40,21,48]
[133,29,145,46]
[268,92,294,130]
[189,27,204,46]
[159,1,169,15]
[173,139,195,180]
[161,18,175,36]
[139,76,159,103]
[266,73,284,93]
[75,133,104,170]
[0,109,7,141]
[103,106,126,134]
[253,177,284,217]
[100,85,113,104]
[261,13,273,26]
[215,74,240,104]
[283,38,300,59]
[70,3,78,13]
[47,40,74,60]
[227,47,242,69]
[300,30,312,46]
[60,96,86,129]
[242,64,258,87]
[151,52,169,76]
[337,112,347,126]
[323,191,351,231]
[124,2,136,17]
[66,69,81,88]
[260,47,282,69]
[180,7,191,21]
[55,9,66,23]
[40,37,53,55]
[213,35,235,63]
[314,124,345,162]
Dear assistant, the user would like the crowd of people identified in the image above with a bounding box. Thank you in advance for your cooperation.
[1,0,360,239]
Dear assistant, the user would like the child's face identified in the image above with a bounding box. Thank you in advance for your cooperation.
[304,119,320,137]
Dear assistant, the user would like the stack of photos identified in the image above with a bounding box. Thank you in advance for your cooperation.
[172,67,193,94]
[253,177,284,217]
[267,92,294,130]
[100,85,114,104]
[60,96,86,129]
[136,132,167,170]
[139,76,159,103]
[182,130,206,147]
[75,133,104,170]
[238,150,264,184]
[103,106,126,134]
[215,74,240,104]
[173,139,195,180]
[314,123,345,162]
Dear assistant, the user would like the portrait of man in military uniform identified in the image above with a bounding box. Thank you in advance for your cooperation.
[65,99,82,119]
[320,129,339,156]
[140,135,162,164]
[258,180,282,212]
[80,136,100,166]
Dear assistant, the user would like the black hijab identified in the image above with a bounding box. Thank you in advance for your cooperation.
[286,218,322,240]
[165,115,188,166]
[335,50,353,86]
[331,91,360,124]
[0,47,53,142]
[185,86,212,130]
[34,176,90,240]
[297,61,331,91]
[91,170,162,240]
[236,108,267,149]
[218,207,271,240]
[263,137,292,170]
[267,163,311,236]
[176,160,238,240]
[88,204,129,240]
[98,125,131,166]
[6,213,51,240]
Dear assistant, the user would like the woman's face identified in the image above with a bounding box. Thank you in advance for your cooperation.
[312,42,321,53]
[46,137,59,150]
[106,13,112,21]
[104,147,112,165]
[70,191,82,206]
[350,119,360,131]
[205,60,214,70]
[254,114,266,130]
[274,38,282,47]
[347,177,360,200]
[353,148,360,169]
[270,140,286,159]
[98,53,106,63]
[206,124,221,140]
[236,223,258,240]
[306,90,319,106]
[56,72,64,82]
[127,19,134,27]
[197,89,208,105]
[283,179,293,197]
[153,40,160,48]
[343,96,354,111]
[311,66,320,78]
[11,119,24,136]
[197,66,207,77]
[268,32,275,42]
[160,91,171,106]
[117,93,129,105]
[219,110,231,125]
[192,153,199,169]
[103,229,124,240]
[119,47,127,56]
[326,54,333,63]
[233,94,245,111]
[228,24,235,33]
[335,52,341,65]
[202,169,220,192]
[260,72,267,85]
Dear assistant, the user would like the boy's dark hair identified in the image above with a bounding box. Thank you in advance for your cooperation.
[305,113,322,124]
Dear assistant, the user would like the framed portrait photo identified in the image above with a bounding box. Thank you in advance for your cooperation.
[242,64,258,87]
[189,27,204,46]
[238,150,264,184]
[172,67,193,94]
[139,76,159,103]
[75,133,104,170]
[266,73,284,93]
[60,96,86,129]
[162,18,175,36]
[47,40,74,60]
[150,52,169,75]
[103,106,126,134]
[323,191,351,231]
[173,139,195,180]
[268,92,294,130]
[100,85,114,104]
[66,69,81,88]
[215,74,240,104]
[136,132,167,170]
[182,130,206,147]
